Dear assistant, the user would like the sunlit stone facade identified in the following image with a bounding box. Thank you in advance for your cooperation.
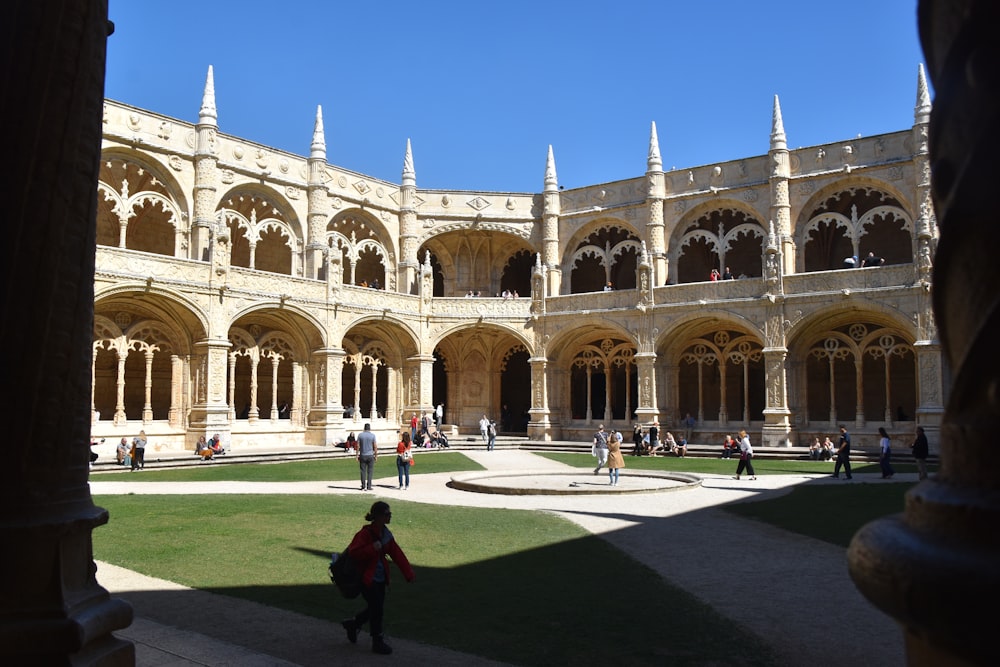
[91,66,940,453]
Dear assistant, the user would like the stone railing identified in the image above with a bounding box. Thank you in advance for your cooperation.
[96,247,213,286]
[783,264,915,295]
[431,296,532,319]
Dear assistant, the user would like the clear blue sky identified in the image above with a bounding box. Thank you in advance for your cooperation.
[106,0,926,193]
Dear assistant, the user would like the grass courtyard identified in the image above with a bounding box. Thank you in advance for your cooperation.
[91,452,921,665]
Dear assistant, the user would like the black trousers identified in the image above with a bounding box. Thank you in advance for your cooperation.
[736,454,755,477]
[833,455,852,478]
[355,581,387,639]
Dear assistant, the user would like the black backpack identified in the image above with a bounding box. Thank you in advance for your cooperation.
[329,548,362,599]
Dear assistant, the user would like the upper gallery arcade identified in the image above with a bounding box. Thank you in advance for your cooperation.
[91,64,941,453]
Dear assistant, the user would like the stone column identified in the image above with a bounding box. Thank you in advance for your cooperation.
[912,340,943,450]
[188,339,232,439]
[527,357,551,439]
[848,3,1000,664]
[307,348,345,445]
[633,353,659,424]
[761,347,793,447]
[1,2,134,662]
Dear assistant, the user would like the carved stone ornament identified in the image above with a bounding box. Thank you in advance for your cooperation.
[233,145,244,160]
[168,155,183,171]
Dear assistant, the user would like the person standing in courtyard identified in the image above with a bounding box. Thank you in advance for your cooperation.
[356,423,378,491]
[479,414,490,445]
[683,412,695,442]
[341,501,415,655]
[395,432,412,490]
[648,419,660,455]
[910,426,929,480]
[409,413,418,445]
[832,425,853,480]
[632,422,644,456]
[435,403,443,428]
[592,424,609,475]
[878,427,895,479]
[734,429,756,480]
[131,430,147,471]
[487,419,497,451]
[607,429,625,486]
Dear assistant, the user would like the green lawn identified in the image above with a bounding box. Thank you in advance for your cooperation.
[93,494,780,666]
[90,451,483,482]
[91,451,920,665]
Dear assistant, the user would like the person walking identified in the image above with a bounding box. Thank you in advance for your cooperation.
[734,429,756,480]
[607,430,626,486]
[356,423,378,491]
[479,414,490,445]
[395,432,412,490]
[409,413,418,444]
[832,425,853,480]
[648,419,660,455]
[487,420,497,451]
[592,424,609,475]
[910,426,930,480]
[435,403,443,427]
[878,426,895,479]
[341,501,415,655]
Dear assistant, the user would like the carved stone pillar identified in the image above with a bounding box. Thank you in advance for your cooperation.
[168,353,183,427]
[1,2,135,662]
[188,339,232,439]
[527,357,551,439]
[912,340,944,450]
[761,347,793,447]
[306,348,344,444]
[633,353,659,423]
[848,3,1000,664]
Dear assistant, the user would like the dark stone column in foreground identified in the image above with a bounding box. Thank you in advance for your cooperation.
[0,1,134,663]
[848,1,1000,665]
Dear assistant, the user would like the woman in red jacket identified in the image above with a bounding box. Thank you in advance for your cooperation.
[341,501,415,654]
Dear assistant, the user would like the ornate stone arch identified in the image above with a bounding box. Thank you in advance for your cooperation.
[97,151,189,255]
[669,203,767,283]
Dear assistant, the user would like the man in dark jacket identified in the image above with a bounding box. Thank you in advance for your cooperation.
[832,425,853,479]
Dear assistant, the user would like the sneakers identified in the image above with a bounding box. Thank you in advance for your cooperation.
[341,619,358,644]
[372,637,393,655]
[593,467,600,475]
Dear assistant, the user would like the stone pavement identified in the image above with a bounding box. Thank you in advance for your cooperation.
[90,450,907,666]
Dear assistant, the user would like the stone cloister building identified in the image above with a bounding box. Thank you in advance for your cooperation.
[90,65,941,454]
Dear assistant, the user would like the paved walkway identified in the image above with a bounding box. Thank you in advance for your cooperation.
[90,451,906,666]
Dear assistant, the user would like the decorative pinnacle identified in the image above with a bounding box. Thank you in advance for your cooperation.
[402,138,416,187]
[915,63,931,124]
[310,105,326,159]
[647,121,662,172]
[199,65,217,125]
[770,95,786,150]
[544,145,558,192]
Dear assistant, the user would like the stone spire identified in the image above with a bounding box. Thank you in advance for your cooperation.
[402,138,416,188]
[199,65,217,126]
[915,63,932,126]
[770,95,786,151]
[647,121,662,172]
[542,145,562,295]
[399,138,419,293]
[543,144,558,193]
[645,122,667,285]
[310,105,326,160]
